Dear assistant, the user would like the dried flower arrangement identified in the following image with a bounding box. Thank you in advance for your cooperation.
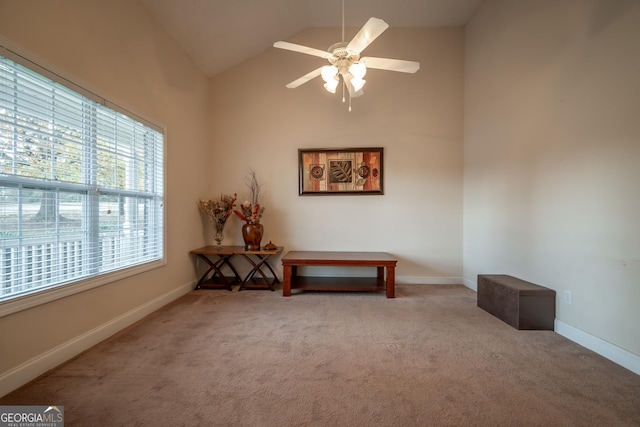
[198,193,237,244]
[234,170,265,224]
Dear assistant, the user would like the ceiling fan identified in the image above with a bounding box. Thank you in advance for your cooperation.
[273,2,420,111]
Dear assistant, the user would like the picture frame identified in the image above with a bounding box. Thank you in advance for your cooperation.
[298,147,384,196]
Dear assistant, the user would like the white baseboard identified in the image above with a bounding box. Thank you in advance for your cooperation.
[555,320,640,376]
[397,276,463,285]
[463,281,639,375]
[0,281,194,397]
[462,277,477,291]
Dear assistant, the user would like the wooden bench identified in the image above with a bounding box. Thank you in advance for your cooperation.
[281,251,397,298]
[477,274,556,330]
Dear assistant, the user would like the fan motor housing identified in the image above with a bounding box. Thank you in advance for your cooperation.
[328,42,359,64]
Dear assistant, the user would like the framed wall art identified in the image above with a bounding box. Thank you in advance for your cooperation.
[298,147,384,196]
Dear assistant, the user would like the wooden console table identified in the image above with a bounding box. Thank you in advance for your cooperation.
[281,251,397,298]
[190,245,282,291]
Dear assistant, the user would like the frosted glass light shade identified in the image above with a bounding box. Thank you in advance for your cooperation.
[324,78,339,93]
[351,77,366,92]
[349,62,367,79]
[321,65,338,83]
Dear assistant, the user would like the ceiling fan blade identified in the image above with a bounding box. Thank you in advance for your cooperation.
[361,57,420,73]
[346,18,389,55]
[273,41,332,59]
[285,67,323,89]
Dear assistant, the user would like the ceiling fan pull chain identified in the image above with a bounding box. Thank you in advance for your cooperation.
[342,0,345,42]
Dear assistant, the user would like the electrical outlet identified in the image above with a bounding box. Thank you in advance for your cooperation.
[564,290,572,305]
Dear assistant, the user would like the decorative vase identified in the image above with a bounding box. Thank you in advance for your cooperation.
[242,223,263,251]
[214,228,224,246]
[212,221,226,246]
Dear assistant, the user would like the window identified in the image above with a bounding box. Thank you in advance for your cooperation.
[0,49,164,312]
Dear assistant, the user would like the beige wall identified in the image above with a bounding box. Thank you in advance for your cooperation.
[464,0,640,356]
[209,27,464,281]
[1,0,637,396]
[0,0,210,381]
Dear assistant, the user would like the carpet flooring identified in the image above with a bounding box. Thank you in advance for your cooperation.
[2,284,640,426]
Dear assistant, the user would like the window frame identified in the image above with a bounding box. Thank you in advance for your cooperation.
[0,39,166,318]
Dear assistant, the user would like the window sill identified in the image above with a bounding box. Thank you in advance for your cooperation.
[0,259,166,318]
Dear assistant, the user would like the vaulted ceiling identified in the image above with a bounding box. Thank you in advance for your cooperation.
[140,0,483,77]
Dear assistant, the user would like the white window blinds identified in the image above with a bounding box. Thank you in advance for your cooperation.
[0,52,164,304]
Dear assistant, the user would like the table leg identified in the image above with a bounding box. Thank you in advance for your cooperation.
[386,265,395,298]
[222,257,242,283]
[243,256,280,285]
[283,265,292,296]
[238,253,278,291]
[261,260,280,284]
[195,254,236,291]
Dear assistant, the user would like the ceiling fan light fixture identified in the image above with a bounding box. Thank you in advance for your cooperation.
[321,65,338,83]
[351,77,366,92]
[349,62,367,79]
[273,3,420,111]
[323,78,339,93]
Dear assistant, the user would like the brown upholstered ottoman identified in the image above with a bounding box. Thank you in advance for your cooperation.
[477,274,556,330]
